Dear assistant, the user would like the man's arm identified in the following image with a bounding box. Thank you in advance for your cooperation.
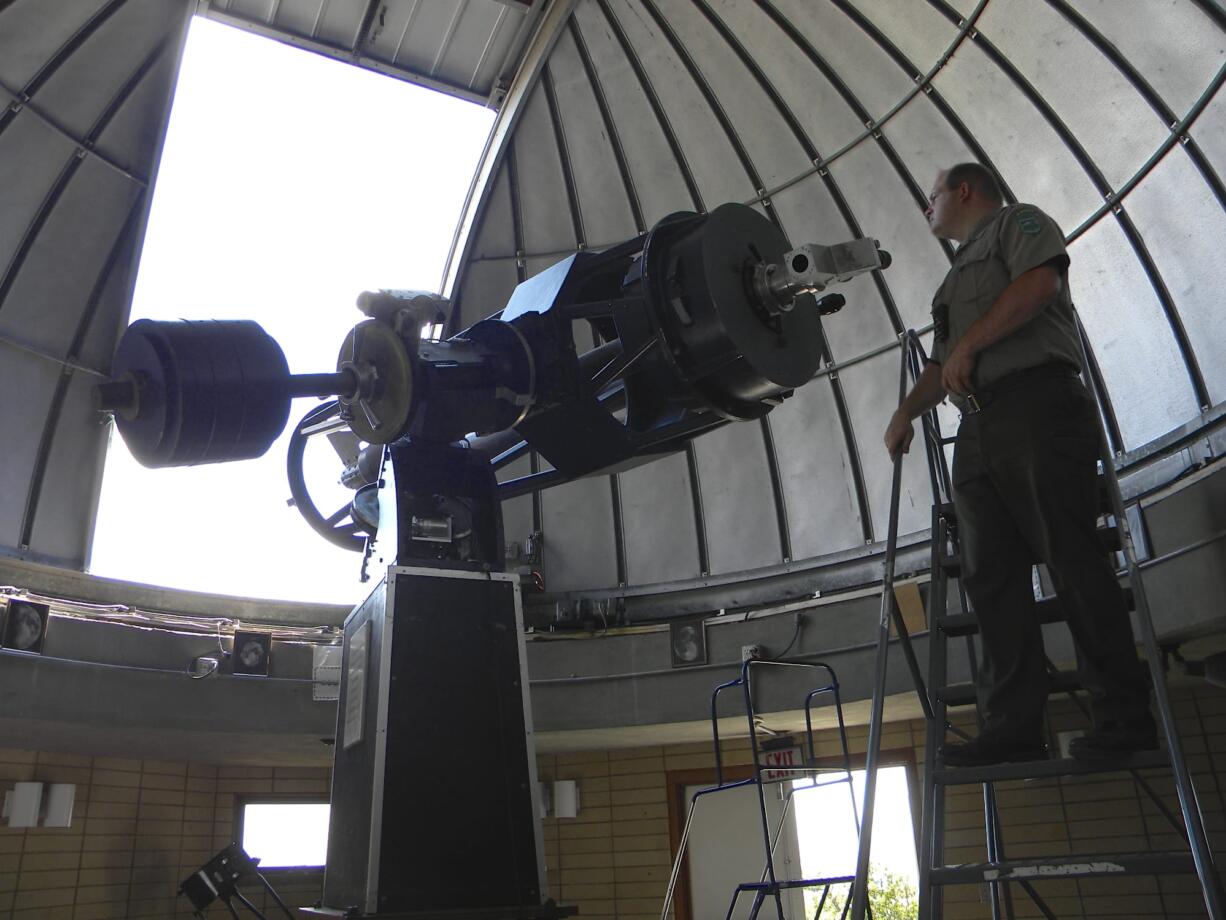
[941,264,1062,396]
[884,362,946,461]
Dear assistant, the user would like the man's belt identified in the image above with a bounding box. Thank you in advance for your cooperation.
[963,362,1081,414]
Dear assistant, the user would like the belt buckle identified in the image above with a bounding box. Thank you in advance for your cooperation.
[964,394,981,415]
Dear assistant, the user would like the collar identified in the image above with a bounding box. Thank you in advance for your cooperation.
[956,207,1005,254]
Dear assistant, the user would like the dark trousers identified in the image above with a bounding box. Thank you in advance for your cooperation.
[952,374,1150,739]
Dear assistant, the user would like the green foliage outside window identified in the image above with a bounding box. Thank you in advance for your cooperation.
[803,864,918,920]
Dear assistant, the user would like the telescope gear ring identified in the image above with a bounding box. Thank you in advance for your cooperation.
[336,319,415,444]
[287,400,369,553]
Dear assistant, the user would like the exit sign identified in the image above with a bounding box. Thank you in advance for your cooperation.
[761,746,805,783]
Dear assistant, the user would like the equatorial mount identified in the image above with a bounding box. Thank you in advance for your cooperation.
[95,203,889,573]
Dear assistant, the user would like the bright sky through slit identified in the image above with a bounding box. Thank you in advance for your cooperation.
[89,17,495,604]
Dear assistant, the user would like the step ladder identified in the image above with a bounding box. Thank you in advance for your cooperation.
[659,659,869,920]
[881,330,1226,919]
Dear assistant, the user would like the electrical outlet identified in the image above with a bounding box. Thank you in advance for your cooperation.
[742,644,763,662]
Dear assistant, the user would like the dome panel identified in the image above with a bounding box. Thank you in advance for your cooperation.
[978,0,1168,191]
[619,451,701,584]
[1070,218,1201,448]
[767,0,920,123]
[879,93,979,201]
[23,374,111,564]
[942,0,980,17]
[691,420,782,574]
[825,143,951,334]
[455,255,519,332]
[0,351,58,550]
[72,214,140,376]
[0,159,140,359]
[570,0,705,224]
[0,116,78,261]
[839,352,932,539]
[545,30,639,247]
[706,0,876,168]
[643,0,814,191]
[0,0,102,90]
[34,0,176,144]
[92,44,183,177]
[844,0,962,77]
[1125,146,1226,406]
[541,474,619,591]
[932,39,1103,231]
[770,374,865,561]
[606,0,757,208]
[468,163,515,262]
[511,89,581,257]
[1067,0,1226,117]
[1191,83,1226,194]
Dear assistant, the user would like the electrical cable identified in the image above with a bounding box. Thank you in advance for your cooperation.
[768,612,805,661]
[0,648,317,682]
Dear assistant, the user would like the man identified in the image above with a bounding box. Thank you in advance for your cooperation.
[884,163,1155,766]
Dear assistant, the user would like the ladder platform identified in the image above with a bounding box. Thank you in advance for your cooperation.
[930,852,1197,886]
[938,669,1081,707]
[937,587,1135,636]
[933,749,1169,784]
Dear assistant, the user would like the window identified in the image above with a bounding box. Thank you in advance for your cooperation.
[792,765,919,917]
[239,800,331,870]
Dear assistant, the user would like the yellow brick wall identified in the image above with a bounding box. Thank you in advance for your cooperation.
[537,683,1226,920]
[936,683,1226,919]
[3,682,1225,919]
[0,753,329,919]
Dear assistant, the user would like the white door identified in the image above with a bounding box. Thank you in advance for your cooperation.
[684,781,804,920]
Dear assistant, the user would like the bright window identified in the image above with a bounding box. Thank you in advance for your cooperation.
[240,801,331,869]
[792,765,918,917]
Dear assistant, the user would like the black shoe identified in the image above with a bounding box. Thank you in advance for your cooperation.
[1068,717,1159,761]
[940,733,1048,768]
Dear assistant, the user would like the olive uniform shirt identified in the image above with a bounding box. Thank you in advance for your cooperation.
[930,203,1082,411]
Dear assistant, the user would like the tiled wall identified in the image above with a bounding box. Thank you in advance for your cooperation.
[936,685,1226,919]
[3,682,1225,919]
[0,755,329,919]
[536,683,1226,920]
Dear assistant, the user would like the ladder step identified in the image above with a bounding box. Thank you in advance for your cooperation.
[929,852,1196,886]
[937,524,1120,578]
[938,670,1081,707]
[933,749,1169,784]
[937,596,1062,636]
[937,587,1135,636]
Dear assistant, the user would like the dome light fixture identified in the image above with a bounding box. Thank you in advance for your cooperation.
[2,599,49,655]
[232,631,272,676]
[669,617,707,668]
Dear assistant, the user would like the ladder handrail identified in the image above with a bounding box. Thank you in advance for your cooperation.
[847,331,915,920]
[1073,319,1225,918]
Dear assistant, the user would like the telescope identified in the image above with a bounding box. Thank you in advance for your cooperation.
[95,203,889,577]
[96,202,888,918]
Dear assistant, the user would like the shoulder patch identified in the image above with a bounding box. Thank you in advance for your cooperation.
[1016,212,1042,236]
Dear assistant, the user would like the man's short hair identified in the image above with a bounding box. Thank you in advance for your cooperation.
[945,163,1003,205]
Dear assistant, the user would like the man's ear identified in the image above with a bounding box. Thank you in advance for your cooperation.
[956,181,973,203]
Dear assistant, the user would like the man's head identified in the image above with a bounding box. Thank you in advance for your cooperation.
[925,163,1004,242]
